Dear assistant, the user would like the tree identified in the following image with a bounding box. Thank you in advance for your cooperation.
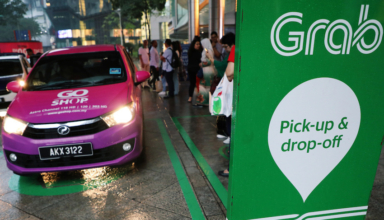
[101,13,136,44]
[0,0,27,26]
[110,0,166,42]
[0,18,42,41]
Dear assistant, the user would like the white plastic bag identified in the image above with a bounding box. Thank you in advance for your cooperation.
[210,74,233,116]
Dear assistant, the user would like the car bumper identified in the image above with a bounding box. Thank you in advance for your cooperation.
[2,118,143,174]
[0,92,16,117]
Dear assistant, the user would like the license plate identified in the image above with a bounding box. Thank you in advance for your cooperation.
[39,143,93,160]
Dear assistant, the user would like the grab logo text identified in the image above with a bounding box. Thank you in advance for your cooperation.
[271,5,383,56]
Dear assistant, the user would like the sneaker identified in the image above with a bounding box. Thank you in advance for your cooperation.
[217,134,227,139]
[223,137,230,145]
[158,91,166,96]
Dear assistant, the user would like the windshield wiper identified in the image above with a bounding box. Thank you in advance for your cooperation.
[28,81,93,91]
[92,78,123,85]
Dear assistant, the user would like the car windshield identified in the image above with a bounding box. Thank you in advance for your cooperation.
[25,51,127,91]
[0,59,23,76]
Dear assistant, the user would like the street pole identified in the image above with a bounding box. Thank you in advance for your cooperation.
[117,9,124,46]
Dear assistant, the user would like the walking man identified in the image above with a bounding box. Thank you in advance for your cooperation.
[160,39,174,98]
[149,40,160,90]
[139,40,150,87]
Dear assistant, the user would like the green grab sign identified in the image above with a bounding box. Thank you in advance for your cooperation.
[228,1,384,219]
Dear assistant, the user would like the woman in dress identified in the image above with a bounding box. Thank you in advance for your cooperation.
[187,39,202,102]
[193,38,216,106]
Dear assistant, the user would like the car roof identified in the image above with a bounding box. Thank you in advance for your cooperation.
[0,55,21,60]
[46,45,117,56]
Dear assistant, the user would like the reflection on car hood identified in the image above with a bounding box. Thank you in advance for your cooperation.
[8,82,130,123]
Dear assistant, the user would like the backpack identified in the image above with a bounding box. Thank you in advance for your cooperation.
[166,48,181,69]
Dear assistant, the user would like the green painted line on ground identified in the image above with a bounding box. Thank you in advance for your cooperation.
[173,118,228,209]
[156,119,205,220]
[173,115,213,119]
[219,146,229,160]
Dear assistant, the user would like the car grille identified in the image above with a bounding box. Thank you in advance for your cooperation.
[23,117,109,139]
[4,138,135,168]
[0,101,11,109]
[0,90,10,95]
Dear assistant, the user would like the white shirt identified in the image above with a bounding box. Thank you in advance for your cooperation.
[150,47,160,67]
[138,47,149,64]
[162,47,173,72]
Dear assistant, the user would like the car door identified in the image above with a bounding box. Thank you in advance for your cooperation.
[21,57,31,79]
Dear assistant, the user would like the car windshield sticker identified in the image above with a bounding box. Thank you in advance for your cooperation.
[110,68,121,74]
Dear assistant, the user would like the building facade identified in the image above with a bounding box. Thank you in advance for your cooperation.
[171,0,237,42]
[147,0,236,45]
[43,0,142,49]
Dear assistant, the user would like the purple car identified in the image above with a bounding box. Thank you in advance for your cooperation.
[2,45,150,175]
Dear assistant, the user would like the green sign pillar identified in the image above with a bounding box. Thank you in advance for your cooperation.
[228,0,384,219]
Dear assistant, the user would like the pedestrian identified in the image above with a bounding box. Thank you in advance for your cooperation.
[211,31,223,61]
[26,48,34,63]
[160,39,174,99]
[139,40,150,88]
[217,32,235,177]
[172,41,182,95]
[26,48,34,57]
[207,37,231,140]
[193,38,216,106]
[149,40,160,90]
[158,52,168,96]
[187,38,202,102]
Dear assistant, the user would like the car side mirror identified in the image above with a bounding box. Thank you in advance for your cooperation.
[7,81,21,93]
[135,71,150,86]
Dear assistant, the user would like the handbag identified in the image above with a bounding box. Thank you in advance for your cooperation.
[209,74,233,116]
[155,80,163,92]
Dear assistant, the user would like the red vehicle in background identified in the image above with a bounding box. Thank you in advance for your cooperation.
[0,41,43,59]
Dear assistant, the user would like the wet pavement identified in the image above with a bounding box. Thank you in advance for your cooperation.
[0,80,383,220]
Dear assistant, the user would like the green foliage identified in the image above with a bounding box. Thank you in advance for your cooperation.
[0,0,27,26]
[110,0,166,41]
[110,0,166,20]
[0,18,42,41]
[101,12,137,44]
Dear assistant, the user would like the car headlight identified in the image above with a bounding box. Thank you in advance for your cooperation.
[101,103,135,127]
[3,115,28,135]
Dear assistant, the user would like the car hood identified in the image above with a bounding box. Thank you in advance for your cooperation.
[8,83,131,123]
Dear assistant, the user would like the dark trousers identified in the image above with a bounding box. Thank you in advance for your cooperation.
[150,66,159,88]
[188,69,197,97]
[226,116,232,138]
[164,70,174,97]
[226,116,232,171]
